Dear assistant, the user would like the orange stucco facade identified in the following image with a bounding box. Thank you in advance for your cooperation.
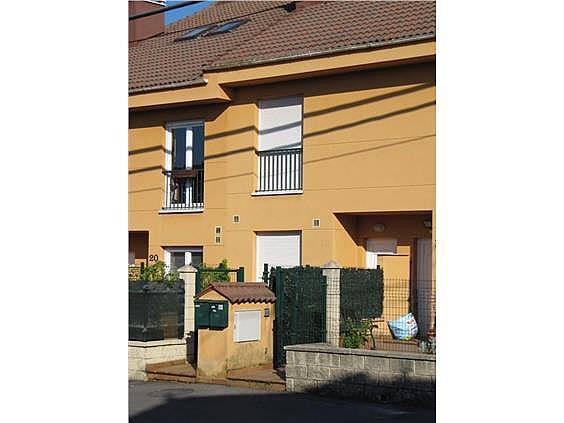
[129,42,436,281]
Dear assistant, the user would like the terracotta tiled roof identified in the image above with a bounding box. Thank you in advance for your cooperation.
[209,1,436,69]
[129,1,436,94]
[129,1,289,92]
[197,282,276,304]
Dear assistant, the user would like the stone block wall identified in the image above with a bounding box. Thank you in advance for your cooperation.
[285,343,435,404]
[128,339,186,380]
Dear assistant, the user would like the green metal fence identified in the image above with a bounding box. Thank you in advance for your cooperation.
[267,266,327,368]
[340,267,384,324]
[129,280,185,342]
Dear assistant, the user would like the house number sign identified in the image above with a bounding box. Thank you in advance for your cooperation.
[149,254,159,262]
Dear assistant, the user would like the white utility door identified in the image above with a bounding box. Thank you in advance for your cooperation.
[256,232,301,281]
[365,238,398,269]
[416,238,433,337]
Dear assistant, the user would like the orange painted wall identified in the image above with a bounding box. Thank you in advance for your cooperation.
[128,62,435,279]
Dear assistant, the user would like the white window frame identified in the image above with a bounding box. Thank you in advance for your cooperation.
[163,246,203,271]
[163,120,205,211]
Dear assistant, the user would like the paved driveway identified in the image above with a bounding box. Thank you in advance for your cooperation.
[129,381,435,423]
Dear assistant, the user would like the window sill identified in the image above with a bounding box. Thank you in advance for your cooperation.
[159,208,204,214]
[251,190,303,197]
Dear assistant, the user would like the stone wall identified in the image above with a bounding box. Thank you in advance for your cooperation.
[128,339,187,380]
[285,343,435,404]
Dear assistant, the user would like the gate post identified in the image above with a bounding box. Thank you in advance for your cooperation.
[177,264,197,364]
[322,260,341,347]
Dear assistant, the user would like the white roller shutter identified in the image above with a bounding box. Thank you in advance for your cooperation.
[259,97,302,151]
[256,232,301,280]
[365,238,397,269]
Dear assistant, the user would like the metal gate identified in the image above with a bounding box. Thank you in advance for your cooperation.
[265,266,327,368]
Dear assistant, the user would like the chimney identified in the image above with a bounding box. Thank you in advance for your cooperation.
[129,0,166,43]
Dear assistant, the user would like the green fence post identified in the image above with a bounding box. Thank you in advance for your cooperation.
[274,266,284,368]
[321,275,327,342]
[195,270,202,294]
[236,266,244,283]
[262,263,269,284]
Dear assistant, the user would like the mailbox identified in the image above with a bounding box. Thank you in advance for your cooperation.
[209,301,229,329]
[195,300,210,328]
[195,300,229,329]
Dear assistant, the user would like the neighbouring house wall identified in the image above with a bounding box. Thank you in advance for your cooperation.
[128,62,435,279]
[196,290,274,378]
[285,343,435,404]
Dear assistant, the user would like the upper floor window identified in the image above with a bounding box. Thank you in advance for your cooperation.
[163,121,205,212]
[256,96,303,194]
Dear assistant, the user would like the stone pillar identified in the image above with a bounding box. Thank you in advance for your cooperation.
[177,264,197,364]
[322,260,341,347]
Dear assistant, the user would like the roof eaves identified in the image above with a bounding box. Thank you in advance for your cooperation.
[204,34,436,72]
[129,77,207,95]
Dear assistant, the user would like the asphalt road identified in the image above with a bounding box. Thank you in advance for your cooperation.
[129,381,435,423]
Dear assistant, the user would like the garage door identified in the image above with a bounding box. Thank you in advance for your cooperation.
[256,232,301,281]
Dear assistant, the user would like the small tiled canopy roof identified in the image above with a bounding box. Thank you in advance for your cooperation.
[197,282,276,304]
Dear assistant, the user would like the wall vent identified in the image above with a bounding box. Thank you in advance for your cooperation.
[312,218,321,228]
[215,226,222,234]
[214,236,222,245]
[233,215,240,223]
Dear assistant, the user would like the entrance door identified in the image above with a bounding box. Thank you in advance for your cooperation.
[416,238,433,337]
[256,232,301,281]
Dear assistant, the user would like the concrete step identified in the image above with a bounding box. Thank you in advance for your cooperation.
[144,361,286,392]
[145,360,197,383]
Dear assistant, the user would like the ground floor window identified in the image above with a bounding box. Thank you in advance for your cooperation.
[164,247,203,272]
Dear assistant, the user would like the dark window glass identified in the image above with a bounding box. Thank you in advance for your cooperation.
[191,252,203,267]
[192,124,204,168]
[176,24,215,40]
[170,252,185,273]
[172,128,187,169]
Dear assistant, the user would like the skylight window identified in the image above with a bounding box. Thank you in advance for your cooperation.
[205,19,248,36]
[176,24,216,41]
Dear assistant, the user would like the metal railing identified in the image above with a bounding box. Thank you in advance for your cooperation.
[257,147,302,192]
[163,169,204,210]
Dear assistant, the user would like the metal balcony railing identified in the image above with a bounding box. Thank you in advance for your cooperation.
[257,147,303,193]
[163,168,204,210]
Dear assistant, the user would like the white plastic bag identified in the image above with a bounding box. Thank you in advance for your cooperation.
[387,312,418,340]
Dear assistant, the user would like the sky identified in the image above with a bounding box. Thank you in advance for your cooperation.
[165,1,214,25]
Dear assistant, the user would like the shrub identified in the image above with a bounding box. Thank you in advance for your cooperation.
[342,318,371,349]
[136,261,178,283]
[198,259,230,290]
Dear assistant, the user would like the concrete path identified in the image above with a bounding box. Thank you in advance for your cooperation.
[129,381,435,423]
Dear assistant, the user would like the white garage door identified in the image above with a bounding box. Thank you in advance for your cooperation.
[256,232,301,281]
